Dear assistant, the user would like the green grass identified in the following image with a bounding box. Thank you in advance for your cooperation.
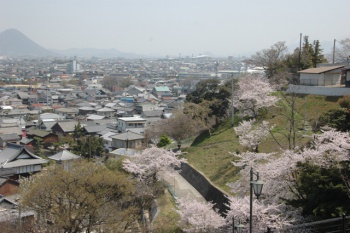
[153,190,183,233]
[181,93,341,193]
[182,119,243,194]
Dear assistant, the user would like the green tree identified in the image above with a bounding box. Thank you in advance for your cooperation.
[20,161,139,233]
[316,95,350,132]
[338,95,350,109]
[312,40,327,67]
[298,36,327,70]
[33,136,44,157]
[318,108,350,132]
[157,135,172,147]
[73,122,85,140]
[287,162,350,220]
[186,79,230,120]
[72,136,105,159]
[300,36,314,70]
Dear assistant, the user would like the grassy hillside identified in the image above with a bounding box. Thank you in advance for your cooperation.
[181,93,341,193]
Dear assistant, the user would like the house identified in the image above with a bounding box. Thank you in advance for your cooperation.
[0,134,20,148]
[78,106,96,115]
[127,86,146,96]
[83,125,107,136]
[95,107,115,118]
[0,106,13,115]
[16,92,29,104]
[111,131,144,149]
[152,86,172,98]
[39,112,64,122]
[0,118,26,130]
[0,143,48,178]
[0,126,22,137]
[26,128,58,145]
[0,109,31,119]
[109,148,137,159]
[298,65,344,86]
[55,107,79,119]
[117,117,147,133]
[101,131,118,152]
[86,114,105,121]
[48,150,80,162]
[0,194,35,227]
[0,178,19,196]
[51,121,79,137]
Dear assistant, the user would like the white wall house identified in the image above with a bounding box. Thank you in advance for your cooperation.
[111,131,144,149]
[298,65,344,86]
[117,117,147,132]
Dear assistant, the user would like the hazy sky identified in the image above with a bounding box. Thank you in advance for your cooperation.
[1,0,349,57]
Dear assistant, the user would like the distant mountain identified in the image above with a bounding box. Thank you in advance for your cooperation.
[50,48,139,58]
[0,29,58,57]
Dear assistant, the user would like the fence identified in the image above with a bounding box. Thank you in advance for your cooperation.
[281,215,350,233]
[287,84,350,96]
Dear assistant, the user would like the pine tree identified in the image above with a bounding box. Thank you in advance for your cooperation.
[300,36,314,69]
[312,40,327,66]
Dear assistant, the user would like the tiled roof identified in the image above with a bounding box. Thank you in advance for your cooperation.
[0,134,20,141]
[48,150,80,161]
[55,121,79,132]
[26,128,52,138]
[111,131,144,141]
[0,143,48,167]
[84,125,107,133]
[0,126,22,136]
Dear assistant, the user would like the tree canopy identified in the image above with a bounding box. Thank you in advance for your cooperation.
[20,161,139,233]
[245,41,288,78]
[186,78,231,119]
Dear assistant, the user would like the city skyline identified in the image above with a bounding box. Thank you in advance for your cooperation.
[1,0,349,57]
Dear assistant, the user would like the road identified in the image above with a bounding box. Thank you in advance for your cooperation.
[163,172,205,202]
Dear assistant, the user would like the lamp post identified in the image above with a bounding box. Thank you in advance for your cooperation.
[250,167,264,233]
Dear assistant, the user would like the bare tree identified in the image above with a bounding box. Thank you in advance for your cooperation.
[246,41,288,79]
[163,109,204,148]
[336,38,350,61]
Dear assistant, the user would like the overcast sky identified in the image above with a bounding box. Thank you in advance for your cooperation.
[1,0,349,57]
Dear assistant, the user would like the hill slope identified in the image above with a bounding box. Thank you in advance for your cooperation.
[0,29,57,57]
[182,94,341,193]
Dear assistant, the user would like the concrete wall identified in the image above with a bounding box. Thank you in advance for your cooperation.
[300,73,321,85]
[287,84,350,96]
[180,162,230,216]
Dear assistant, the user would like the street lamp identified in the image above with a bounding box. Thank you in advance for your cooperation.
[250,167,264,233]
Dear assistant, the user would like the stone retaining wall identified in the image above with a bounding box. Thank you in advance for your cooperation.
[180,162,230,216]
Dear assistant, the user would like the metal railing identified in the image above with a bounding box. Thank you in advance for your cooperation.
[281,215,350,233]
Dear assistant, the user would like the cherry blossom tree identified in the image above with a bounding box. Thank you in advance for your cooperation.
[123,146,186,231]
[123,146,186,182]
[225,196,299,232]
[227,129,350,230]
[235,74,278,118]
[234,119,271,152]
[176,196,225,232]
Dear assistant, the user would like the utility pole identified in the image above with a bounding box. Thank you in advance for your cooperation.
[298,33,302,71]
[231,74,234,128]
[333,39,336,64]
[89,136,91,160]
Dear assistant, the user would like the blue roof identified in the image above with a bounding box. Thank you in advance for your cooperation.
[154,86,170,92]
